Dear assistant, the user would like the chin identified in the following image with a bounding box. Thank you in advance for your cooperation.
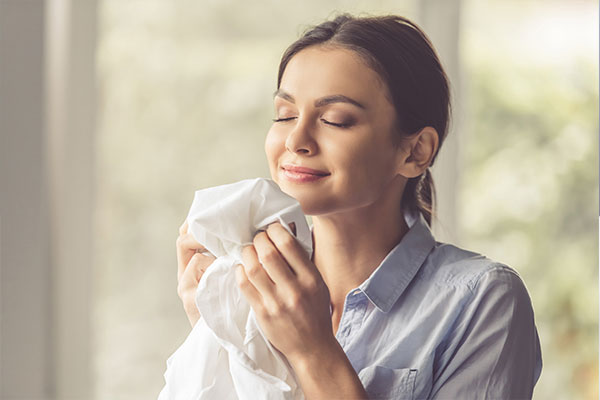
[272,173,337,214]
[276,181,301,200]
[288,191,337,216]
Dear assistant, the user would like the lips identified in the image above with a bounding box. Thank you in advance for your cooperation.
[281,164,330,176]
[280,163,330,184]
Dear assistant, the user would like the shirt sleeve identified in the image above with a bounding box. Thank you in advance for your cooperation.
[429,265,543,400]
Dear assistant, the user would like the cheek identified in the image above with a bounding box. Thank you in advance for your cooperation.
[335,139,396,193]
[265,127,286,175]
[335,139,379,177]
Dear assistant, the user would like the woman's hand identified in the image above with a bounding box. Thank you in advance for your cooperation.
[235,221,337,366]
[176,221,216,327]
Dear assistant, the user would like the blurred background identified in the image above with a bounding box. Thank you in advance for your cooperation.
[1,0,597,399]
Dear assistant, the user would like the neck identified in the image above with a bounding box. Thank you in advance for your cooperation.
[311,176,410,309]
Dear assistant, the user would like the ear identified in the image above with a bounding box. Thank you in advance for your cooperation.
[396,126,439,178]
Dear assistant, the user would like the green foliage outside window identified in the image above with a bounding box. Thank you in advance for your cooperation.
[461,26,598,400]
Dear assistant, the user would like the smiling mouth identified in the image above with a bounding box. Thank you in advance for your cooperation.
[281,164,330,176]
[281,166,330,183]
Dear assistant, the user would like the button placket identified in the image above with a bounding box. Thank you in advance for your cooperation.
[350,299,367,331]
[335,295,351,344]
[340,296,360,339]
[334,298,349,345]
[344,295,367,345]
[336,289,365,346]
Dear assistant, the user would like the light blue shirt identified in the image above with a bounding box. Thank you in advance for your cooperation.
[329,210,543,399]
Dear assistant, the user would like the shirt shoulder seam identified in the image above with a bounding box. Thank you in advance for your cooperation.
[465,262,520,293]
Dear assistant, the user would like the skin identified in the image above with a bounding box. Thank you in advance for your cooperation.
[176,45,439,399]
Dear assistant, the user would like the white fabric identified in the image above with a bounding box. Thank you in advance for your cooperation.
[159,178,311,400]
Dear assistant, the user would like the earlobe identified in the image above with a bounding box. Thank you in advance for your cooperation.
[396,126,439,178]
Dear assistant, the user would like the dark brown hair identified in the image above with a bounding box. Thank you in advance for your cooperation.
[276,14,451,227]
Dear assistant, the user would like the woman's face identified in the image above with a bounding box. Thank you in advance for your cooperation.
[265,45,405,216]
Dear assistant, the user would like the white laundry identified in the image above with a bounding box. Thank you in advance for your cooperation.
[159,178,311,400]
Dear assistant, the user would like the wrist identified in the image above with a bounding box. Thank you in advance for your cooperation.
[287,338,368,400]
[288,336,343,373]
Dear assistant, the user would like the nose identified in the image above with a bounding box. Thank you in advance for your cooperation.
[285,118,317,155]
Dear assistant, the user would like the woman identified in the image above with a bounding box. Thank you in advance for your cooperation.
[176,14,542,399]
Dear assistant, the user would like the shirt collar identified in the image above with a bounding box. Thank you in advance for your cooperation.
[358,210,436,313]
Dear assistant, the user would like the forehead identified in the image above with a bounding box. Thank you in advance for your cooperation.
[279,46,389,109]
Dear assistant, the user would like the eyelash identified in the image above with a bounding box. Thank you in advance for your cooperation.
[272,117,351,129]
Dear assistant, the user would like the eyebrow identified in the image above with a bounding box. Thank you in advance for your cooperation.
[273,89,366,110]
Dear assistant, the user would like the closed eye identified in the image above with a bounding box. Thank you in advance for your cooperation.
[321,118,352,128]
[272,117,352,129]
[272,117,297,123]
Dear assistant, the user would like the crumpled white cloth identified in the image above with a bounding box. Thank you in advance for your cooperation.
[159,178,311,400]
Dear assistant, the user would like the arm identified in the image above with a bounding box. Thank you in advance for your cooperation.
[430,267,542,399]
[236,222,369,399]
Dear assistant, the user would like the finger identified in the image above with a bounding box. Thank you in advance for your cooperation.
[180,251,215,282]
[235,263,263,309]
[177,253,205,297]
[265,222,313,277]
[188,252,210,277]
[252,230,296,287]
[179,220,188,235]
[182,253,204,283]
[241,244,276,298]
[177,234,209,280]
[178,233,208,253]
